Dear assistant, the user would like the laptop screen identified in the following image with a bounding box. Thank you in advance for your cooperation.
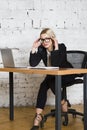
[1,48,15,68]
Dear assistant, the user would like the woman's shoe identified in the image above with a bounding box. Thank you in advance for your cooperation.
[61,100,68,112]
[30,113,43,130]
[30,126,39,130]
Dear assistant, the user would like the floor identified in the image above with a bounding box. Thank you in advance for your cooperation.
[0,104,84,130]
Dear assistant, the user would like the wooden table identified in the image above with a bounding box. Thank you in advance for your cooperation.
[0,67,87,130]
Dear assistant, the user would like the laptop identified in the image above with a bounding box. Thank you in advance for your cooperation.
[0,48,27,68]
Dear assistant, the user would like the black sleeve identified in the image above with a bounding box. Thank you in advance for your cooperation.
[51,43,67,67]
[29,52,41,67]
[29,46,46,67]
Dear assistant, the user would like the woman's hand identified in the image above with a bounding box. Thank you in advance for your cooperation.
[52,38,59,50]
[31,38,41,54]
[32,38,41,49]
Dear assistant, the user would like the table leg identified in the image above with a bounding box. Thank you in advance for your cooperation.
[55,75,61,130]
[9,72,14,120]
[84,74,87,130]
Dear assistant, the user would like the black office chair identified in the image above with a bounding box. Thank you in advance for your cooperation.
[41,50,87,127]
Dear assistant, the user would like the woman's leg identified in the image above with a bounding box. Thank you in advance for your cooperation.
[32,108,43,127]
[49,76,68,112]
[31,76,50,129]
[36,77,50,109]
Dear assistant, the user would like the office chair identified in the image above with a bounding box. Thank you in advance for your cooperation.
[41,50,87,127]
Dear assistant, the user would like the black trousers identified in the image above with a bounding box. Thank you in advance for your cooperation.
[36,75,76,109]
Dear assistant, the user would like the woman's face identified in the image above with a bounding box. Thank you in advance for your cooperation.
[40,33,53,49]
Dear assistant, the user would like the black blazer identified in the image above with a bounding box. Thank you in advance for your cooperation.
[29,43,77,87]
[29,43,73,68]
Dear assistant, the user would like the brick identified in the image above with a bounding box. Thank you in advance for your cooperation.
[0,0,87,107]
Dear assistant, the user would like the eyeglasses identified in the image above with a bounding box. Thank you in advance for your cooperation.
[39,38,51,44]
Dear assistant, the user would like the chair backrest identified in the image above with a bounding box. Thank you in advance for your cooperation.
[67,50,87,69]
[63,50,87,87]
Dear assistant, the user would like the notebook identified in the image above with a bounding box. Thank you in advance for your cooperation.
[0,48,27,68]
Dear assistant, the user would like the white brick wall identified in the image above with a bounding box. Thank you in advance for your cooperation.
[0,0,87,107]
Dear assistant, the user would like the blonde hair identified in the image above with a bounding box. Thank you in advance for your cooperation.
[40,28,56,38]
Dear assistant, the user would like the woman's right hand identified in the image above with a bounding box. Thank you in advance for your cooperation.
[32,38,41,49]
[31,38,41,53]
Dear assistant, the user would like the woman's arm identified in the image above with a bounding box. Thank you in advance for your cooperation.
[51,43,67,67]
[29,38,42,66]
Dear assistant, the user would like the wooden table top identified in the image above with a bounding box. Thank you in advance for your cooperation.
[0,67,87,75]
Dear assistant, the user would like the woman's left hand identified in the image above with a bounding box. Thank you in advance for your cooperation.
[52,38,59,50]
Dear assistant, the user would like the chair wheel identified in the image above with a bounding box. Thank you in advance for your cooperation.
[63,121,68,126]
[51,109,55,117]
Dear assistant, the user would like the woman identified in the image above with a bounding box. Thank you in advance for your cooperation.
[29,28,75,130]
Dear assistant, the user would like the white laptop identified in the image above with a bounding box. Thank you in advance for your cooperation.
[0,48,26,68]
